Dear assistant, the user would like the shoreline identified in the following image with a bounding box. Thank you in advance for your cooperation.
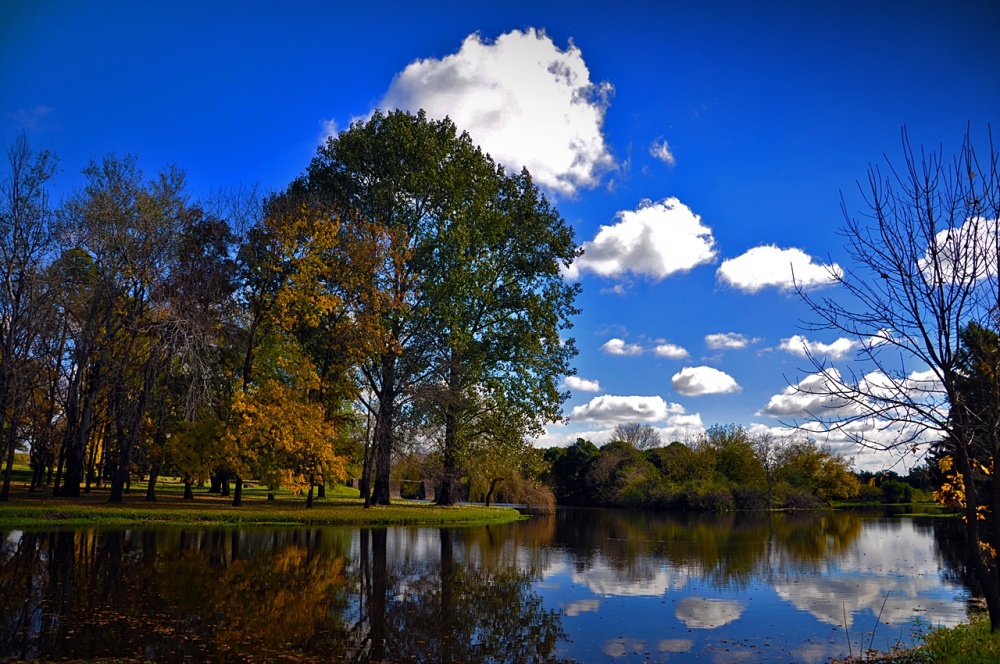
[0,484,525,529]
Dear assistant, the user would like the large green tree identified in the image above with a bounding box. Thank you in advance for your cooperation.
[300,110,579,506]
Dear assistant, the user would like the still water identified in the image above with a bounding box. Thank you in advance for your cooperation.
[0,508,972,663]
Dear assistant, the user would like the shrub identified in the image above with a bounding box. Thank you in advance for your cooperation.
[731,486,770,510]
[782,491,826,510]
[881,479,913,503]
[856,483,884,503]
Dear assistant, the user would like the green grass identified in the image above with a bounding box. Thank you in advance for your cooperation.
[834,610,1000,663]
[0,466,523,528]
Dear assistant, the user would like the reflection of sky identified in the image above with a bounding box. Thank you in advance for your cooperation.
[772,520,968,629]
[675,597,747,628]
[532,516,968,661]
[570,558,694,596]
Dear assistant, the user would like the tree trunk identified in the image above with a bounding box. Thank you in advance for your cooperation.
[0,371,13,501]
[183,479,194,500]
[484,478,500,507]
[371,354,396,506]
[436,383,461,506]
[0,411,18,501]
[955,438,1000,630]
[145,461,159,502]
[306,475,315,508]
[232,476,243,507]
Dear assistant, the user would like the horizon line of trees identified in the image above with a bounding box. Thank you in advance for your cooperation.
[542,423,862,511]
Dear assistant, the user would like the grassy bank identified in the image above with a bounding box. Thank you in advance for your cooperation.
[0,467,523,528]
[834,609,1000,663]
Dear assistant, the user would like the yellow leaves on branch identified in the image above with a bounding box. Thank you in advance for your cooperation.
[933,455,997,562]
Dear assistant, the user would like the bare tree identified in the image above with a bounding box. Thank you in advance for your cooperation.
[0,135,57,501]
[611,421,662,451]
[796,127,1000,628]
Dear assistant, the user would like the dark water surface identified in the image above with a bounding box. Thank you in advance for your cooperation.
[0,508,973,663]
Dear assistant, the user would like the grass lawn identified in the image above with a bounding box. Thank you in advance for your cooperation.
[0,465,523,528]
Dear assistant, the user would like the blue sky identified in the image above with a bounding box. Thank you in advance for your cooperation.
[3,1,997,470]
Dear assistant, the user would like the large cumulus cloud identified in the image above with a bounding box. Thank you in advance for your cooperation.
[379,28,615,198]
[565,198,717,281]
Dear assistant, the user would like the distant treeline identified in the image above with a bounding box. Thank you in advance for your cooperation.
[543,424,873,511]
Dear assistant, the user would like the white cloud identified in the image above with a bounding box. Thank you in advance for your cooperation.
[602,338,643,356]
[564,375,601,392]
[535,403,704,446]
[565,198,716,281]
[758,370,859,418]
[571,395,674,423]
[919,216,999,284]
[780,334,859,360]
[757,368,944,469]
[717,245,842,293]
[379,28,615,198]
[654,412,705,443]
[705,332,757,350]
[675,597,746,629]
[671,366,742,396]
[654,343,689,359]
[561,599,601,617]
[649,138,675,166]
[318,118,338,143]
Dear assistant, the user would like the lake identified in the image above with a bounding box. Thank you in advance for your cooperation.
[0,508,973,662]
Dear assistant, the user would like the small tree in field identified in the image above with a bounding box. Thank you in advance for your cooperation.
[797,128,1000,629]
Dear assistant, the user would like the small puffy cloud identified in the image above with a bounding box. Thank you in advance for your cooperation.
[758,370,858,418]
[919,216,999,284]
[675,597,746,629]
[654,343,689,359]
[917,217,1000,284]
[565,198,716,281]
[379,28,615,198]
[649,138,675,166]
[705,332,757,350]
[655,410,705,442]
[759,368,943,422]
[562,599,601,617]
[602,338,643,356]
[319,118,338,143]
[717,245,842,293]
[571,395,674,423]
[564,375,601,392]
[671,366,741,396]
[780,334,859,361]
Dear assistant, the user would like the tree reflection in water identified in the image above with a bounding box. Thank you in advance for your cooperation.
[0,526,565,663]
[0,509,975,663]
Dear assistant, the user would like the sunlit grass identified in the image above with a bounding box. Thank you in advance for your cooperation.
[0,465,523,528]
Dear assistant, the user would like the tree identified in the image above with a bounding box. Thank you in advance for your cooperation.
[0,135,57,501]
[611,422,662,450]
[54,155,189,502]
[301,110,455,506]
[797,128,1000,628]
[416,155,580,506]
[301,110,580,506]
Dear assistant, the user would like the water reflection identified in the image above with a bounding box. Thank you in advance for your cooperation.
[0,509,972,663]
